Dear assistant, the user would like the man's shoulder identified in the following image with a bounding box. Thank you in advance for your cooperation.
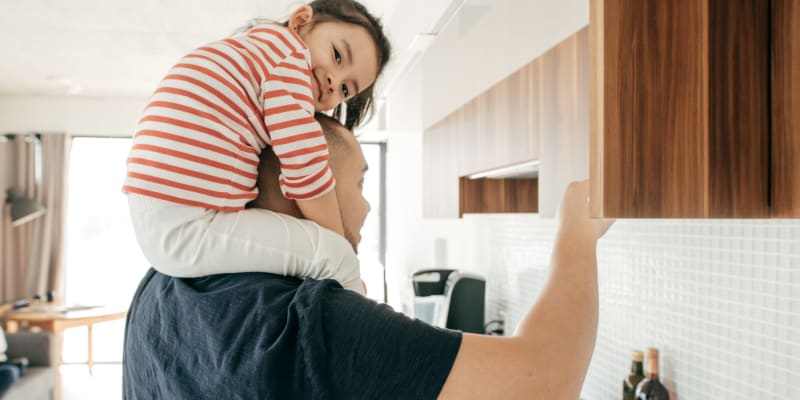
[125,269,349,399]
[185,271,350,305]
[139,269,359,329]
[184,270,305,292]
[125,269,462,400]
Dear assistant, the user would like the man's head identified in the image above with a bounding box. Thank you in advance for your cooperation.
[250,114,370,252]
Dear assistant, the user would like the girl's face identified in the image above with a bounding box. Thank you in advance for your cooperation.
[290,8,379,112]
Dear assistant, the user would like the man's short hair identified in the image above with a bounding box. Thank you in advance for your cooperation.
[314,112,350,153]
[249,114,353,210]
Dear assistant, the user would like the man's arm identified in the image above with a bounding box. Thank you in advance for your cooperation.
[439,181,614,399]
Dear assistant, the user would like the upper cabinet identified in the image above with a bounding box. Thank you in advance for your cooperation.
[422,28,591,219]
[425,0,798,220]
[422,57,540,218]
[538,28,590,217]
[591,0,800,219]
[772,0,800,218]
[422,118,461,218]
[454,60,540,178]
[590,0,772,218]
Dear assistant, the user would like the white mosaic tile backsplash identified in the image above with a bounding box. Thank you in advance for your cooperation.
[470,215,800,400]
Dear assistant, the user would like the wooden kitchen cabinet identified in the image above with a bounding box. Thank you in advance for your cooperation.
[422,120,461,218]
[538,27,590,217]
[453,59,539,177]
[459,177,538,217]
[590,0,771,218]
[422,27,593,219]
[422,54,540,218]
[771,0,800,218]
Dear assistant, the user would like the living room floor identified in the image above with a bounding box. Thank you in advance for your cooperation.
[62,364,122,400]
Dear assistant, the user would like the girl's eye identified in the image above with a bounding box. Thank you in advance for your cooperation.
[341,84,350,98]
[333,47,342,64]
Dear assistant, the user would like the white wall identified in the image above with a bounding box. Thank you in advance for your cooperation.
[0,95,147,136]
[475,215,800,400]
[421,0,588,127]
[383,62,480,312]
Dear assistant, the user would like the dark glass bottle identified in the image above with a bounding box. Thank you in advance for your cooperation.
[622,350,645,400]
[635,348,669,400]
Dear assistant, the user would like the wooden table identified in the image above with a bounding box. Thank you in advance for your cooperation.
[3,306,127,400]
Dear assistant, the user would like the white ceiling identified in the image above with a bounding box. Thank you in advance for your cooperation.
[0,0,455,99]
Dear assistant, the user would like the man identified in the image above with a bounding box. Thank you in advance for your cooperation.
[123,114,613,399]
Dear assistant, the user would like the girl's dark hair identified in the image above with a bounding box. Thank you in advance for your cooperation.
[298,0,391,130]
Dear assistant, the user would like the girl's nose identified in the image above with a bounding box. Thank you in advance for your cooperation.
[326,76,335,93]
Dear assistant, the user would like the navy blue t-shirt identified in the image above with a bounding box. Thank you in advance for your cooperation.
[123,269,462,399]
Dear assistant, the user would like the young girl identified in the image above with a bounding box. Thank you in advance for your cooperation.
[123,0,391,293]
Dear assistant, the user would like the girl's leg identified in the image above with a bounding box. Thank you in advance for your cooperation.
[127,193,363,293]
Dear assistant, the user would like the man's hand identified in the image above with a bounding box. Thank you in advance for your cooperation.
[440,180,616,399]
[556,180,614,243]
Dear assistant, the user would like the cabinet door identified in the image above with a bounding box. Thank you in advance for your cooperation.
[423,58,540,218]
[422,122,460,218]
[456,61,539,177]
[490,62,539,171]
[590,0,770,218]
[538,27,590,218]
[771,0,800,218]
[456,96,484,177]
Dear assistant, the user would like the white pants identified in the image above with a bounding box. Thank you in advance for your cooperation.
[127,193,364,294]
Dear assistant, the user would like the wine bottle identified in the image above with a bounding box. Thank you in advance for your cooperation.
[635,348,669,400]
[622,350,645,400]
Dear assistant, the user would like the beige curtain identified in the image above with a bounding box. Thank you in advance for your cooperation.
[1,135,36,303]
[31,134,72,299]
[0,133,71,303]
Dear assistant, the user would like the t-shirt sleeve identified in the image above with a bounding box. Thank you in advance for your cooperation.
[249,26,335,201]
[295,282,462,399]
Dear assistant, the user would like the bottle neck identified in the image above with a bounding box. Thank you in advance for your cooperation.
[647,358,660,379]
[631,361,644,375]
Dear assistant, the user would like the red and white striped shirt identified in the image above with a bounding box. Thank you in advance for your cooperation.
[123,24,334,211]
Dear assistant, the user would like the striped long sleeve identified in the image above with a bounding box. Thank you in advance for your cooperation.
[123,24,334,210]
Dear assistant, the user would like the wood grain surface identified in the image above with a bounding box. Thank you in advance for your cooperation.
[771,0,800,218]
[539,27,590,217]
[459,177,538,217]
[591,0,770,218]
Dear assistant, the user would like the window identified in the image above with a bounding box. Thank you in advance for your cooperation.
[63,137,148,364]
[65,137,149,307]
[358,143,387,303]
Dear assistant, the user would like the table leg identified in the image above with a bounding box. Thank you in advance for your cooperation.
[87,324,93,376]
[54,327,63,400]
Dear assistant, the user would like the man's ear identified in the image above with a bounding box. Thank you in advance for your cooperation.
[288,5,314,33]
